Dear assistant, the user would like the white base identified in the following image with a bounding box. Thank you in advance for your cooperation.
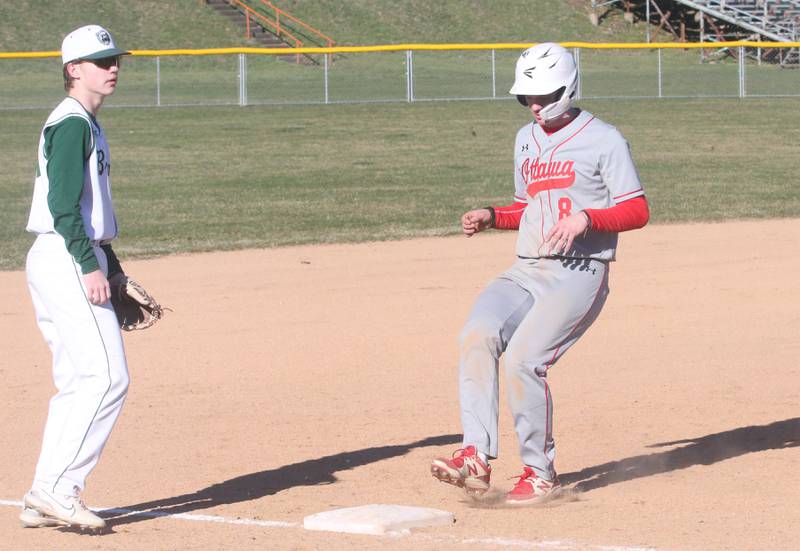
[303,504,454,535]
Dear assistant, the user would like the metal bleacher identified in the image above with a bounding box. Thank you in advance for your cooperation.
[690,0,799,64]
[592,0,800,65]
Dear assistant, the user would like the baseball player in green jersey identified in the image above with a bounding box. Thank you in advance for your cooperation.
[20,25,130,530]
[431,43,650,505]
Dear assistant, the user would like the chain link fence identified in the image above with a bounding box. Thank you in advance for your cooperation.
[1,44,799,110]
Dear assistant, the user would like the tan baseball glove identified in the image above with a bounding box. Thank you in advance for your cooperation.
[109,275,165,331]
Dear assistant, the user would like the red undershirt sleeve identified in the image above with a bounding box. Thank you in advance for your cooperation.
[584,195,649,233]
[489,201,527,230]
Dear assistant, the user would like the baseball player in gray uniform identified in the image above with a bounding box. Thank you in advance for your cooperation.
[431,43,649,505]
[20,25,130,530]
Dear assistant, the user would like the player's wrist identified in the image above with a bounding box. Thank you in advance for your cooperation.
[580,210,592,231]
[484,207,496,228]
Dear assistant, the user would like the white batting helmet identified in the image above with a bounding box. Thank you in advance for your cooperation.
[509,43,578,123]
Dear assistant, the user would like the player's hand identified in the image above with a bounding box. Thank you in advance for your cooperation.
[461,209,493,237]
[82,269,111,305]
[544,211,590,255]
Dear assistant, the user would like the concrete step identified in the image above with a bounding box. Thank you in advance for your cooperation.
[203,0,319,64]
[252,34,285,43]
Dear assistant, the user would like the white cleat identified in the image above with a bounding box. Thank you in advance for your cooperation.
[23,488,106,530]
[19,506,65,528]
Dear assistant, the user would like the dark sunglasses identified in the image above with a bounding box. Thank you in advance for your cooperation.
[86,56,122,69]
[524,87,566,107]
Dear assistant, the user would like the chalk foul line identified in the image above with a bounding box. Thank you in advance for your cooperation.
[0,499,296,528]
[1,498,656,550]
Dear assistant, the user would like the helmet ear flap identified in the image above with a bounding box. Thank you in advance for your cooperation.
[517,95,528,107]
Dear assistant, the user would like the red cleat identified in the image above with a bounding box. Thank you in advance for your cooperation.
[430,445,491,495]
[505,466,562,506]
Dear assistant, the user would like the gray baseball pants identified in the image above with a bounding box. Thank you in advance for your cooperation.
[459,256,609,480]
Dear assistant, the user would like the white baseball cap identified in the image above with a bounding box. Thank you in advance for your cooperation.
[61,25,129,65]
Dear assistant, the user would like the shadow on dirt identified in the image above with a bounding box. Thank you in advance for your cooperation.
[561,417,800,492]
[103,433,460,526]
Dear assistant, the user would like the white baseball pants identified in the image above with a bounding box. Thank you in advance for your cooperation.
[26,233,129,496]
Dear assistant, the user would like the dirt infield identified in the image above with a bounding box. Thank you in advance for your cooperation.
[1,219,798,551]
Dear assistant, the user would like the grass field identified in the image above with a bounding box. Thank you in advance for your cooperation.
[268,0,645,45]
[0,0,641,52]
[2,97,799,271]
[0,1,249,51]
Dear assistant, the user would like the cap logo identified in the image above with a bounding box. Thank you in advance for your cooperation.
[523,67,535,79]
[96,30,111,45]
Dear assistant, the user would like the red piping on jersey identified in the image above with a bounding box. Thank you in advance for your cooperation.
[524,115,595,239]
[529,125,542,157]
[545,266,609,372]
[548,115,595,164]
[538,195,546,246]
[614,188,644,201]
[525,127,543,233]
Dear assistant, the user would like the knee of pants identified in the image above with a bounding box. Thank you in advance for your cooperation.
[111,371,130,399]
[504,357,547,406]
[459,317,503,357]
[81,369,129,400]
[503,345,548,380]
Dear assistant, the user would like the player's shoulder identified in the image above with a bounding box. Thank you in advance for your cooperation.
[581,111,616,133]
[582,111,629,145]
[44,97,92,129]
[515,121,535,142]
[43,99,94,152]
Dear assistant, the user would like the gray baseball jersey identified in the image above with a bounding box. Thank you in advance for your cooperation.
[458,110,644,480]
[513,110,644,260]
